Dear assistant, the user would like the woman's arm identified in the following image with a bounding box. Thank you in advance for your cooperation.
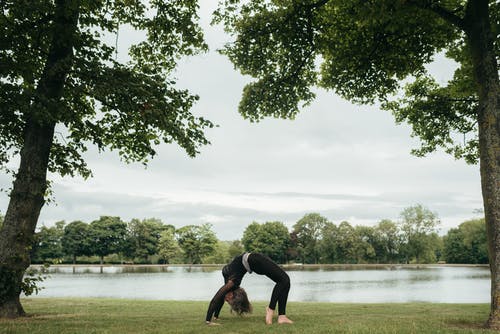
[205,280,235,323]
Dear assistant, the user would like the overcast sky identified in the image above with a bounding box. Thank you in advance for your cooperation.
[0,2,483,240]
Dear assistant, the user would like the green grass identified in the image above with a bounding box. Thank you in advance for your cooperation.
[0,298,494,333]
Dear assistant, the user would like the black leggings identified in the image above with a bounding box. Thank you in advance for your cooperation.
[248,253,291,315]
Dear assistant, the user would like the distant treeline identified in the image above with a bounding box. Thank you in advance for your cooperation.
[1,204,486,265]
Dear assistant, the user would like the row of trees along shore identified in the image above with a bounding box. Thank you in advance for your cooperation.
[16,205,487,266]
[1,0,497,329]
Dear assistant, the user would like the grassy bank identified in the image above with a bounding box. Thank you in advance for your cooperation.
[0,298,493,333]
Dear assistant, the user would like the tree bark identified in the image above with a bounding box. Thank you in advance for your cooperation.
[463,0,500,329]
[0,0,80,318]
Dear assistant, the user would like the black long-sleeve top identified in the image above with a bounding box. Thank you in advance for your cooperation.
[205,254,247,322]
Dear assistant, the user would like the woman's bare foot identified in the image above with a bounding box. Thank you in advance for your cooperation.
[278,315,294,324]
[206,321,221,326]
[265,307,274,325]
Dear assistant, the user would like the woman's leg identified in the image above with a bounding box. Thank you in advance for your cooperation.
[272,274,293,323]
[248,253,293,324]
[269,273,290,314]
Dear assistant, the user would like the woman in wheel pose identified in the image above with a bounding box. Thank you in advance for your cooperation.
[205,252,293,325]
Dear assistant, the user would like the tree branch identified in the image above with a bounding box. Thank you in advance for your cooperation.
[407,0,465,30]
[428,3,465,29]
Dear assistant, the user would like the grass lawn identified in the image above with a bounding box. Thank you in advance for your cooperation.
[0,298,494,333]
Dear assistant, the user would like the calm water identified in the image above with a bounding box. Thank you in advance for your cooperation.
[26,265,490,303]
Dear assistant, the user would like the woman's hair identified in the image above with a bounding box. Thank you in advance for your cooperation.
[229,288,253,316]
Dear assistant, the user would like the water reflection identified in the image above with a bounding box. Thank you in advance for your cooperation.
[27,265,490,303]
[30,265,222,274]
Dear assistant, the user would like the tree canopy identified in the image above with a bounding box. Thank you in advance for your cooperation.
[176,224,217,264]
[444,218,488,264]
[61,220,91,264]
[242,221,290,263]
[397,204,441,263]
[124,218,167,262]
[214,0,497,163]
[293,213,329,264]
[89,216,127,264]
[0,0,214,179]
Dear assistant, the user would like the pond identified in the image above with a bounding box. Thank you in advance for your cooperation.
[26,265,490,303]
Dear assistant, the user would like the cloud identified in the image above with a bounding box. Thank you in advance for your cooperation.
[15,177,480,240]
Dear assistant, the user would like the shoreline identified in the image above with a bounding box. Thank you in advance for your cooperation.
[29,263,490,270]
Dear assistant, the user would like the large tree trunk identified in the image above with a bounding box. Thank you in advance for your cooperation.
[464,0,500,329]
[0,121,55,318]
[0,0,79,318]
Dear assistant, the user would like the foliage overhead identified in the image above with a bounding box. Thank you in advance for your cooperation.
[214,0,499,163]
[0,0,214,179]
